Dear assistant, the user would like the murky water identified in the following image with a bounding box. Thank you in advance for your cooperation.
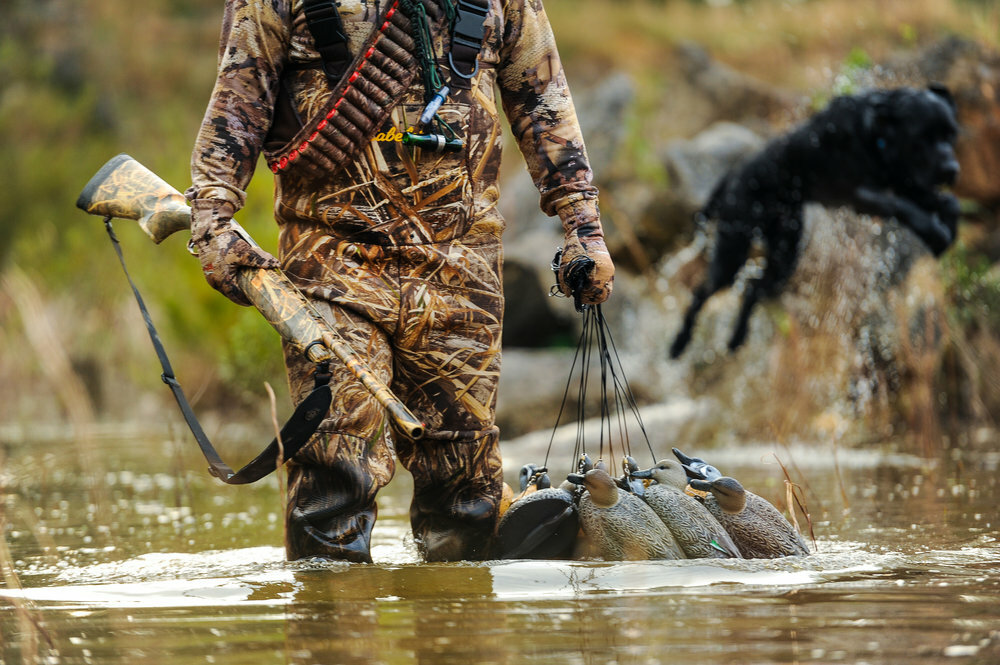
[2,427,998,664]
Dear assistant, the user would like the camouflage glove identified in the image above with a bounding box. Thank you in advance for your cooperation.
[188,199,279,307]
[554,198,615,311]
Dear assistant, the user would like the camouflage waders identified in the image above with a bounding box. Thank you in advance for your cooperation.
[280,232,504,561]
[188,0,612,561]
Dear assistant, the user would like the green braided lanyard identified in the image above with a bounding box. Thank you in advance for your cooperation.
[399,0,459,139]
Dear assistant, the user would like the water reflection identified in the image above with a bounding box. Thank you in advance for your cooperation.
[1,434,998,664]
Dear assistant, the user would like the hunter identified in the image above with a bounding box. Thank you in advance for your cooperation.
[187,0,614,562]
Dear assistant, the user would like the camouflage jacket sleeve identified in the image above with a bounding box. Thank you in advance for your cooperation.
[497,0,599,223]
[187,0,292,209]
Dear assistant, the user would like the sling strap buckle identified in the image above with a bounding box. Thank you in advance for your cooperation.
[452,0,487,49]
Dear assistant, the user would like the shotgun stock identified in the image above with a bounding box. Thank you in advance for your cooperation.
[76,153,193,244]
[77,154,424,440]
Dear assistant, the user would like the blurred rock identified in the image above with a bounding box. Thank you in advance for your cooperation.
[501,261,574,348]
[663,122,766,213]
[675,41,799,129]
[608,122,764,275]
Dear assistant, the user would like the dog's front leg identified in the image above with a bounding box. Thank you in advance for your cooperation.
[851,187,954,256]
[927,191,960,245]
[728,225,802,352]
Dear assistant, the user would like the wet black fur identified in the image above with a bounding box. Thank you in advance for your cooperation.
[669,85,961,358]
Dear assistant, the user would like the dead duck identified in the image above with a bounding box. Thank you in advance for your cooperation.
[687,475,810,559]
[567,468,685,561]
[630,460,742,559]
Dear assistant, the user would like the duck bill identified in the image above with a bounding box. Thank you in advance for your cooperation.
[672,447,696,464]
[674,448,723,481]
[630,468,654,480]
[670,448,707,467]
[688,478,713,492]
[681,463,707,480]
[566,473,586,485]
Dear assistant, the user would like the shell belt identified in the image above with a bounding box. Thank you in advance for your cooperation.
[264,1,419,175]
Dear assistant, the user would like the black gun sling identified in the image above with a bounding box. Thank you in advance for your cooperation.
[104,219,332,485]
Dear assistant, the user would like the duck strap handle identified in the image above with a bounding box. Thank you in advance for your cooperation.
[265,0,419,175]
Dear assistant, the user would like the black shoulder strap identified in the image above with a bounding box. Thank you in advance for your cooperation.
[302,0,352,79]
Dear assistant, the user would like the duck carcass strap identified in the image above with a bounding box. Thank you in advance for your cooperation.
[264,0,418,175]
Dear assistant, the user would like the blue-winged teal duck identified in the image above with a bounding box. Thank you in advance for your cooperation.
[673,448,810,558]
[631,460,742,559]
[567,468,684,561]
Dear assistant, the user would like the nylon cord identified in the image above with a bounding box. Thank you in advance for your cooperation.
[544,305,657,480]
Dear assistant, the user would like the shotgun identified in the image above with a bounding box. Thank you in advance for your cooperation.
[77,153,424,440]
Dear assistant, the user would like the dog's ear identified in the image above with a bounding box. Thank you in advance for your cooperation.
[927,82,957,112]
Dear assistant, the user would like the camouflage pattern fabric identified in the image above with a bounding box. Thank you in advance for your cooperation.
[281,233,504,560]
[189,0,604,561]
[188,199,280,306]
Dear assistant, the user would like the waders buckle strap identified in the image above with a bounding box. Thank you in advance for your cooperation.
[302,0,352,79]
[448,0,488,84]
[103,217,333,485]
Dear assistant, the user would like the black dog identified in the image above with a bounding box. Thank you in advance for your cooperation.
[669,84,961,358]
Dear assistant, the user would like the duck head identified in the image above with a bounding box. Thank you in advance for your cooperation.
[517,465,552,501]
[689,476,747,513]
[672,447,723,482]
[578,453,594,474]
[567,468,620,508]
[631,459,689,489]
[518,463,541,492]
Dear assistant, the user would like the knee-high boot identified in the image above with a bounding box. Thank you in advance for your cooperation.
[285,430,395,563]
[396,428,504,562]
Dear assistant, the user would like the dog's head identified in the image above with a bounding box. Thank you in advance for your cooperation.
[864,84,960,194]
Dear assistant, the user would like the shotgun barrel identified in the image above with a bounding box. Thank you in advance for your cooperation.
[77,153,424,440]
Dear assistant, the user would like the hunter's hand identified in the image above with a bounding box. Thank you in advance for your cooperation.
[189,199,279,306]
[556,199,614,310]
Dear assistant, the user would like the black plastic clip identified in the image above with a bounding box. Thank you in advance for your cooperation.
[449,0,488,79]
[550,246,594,312]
